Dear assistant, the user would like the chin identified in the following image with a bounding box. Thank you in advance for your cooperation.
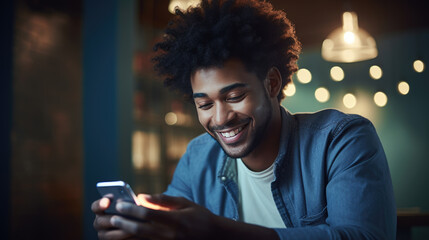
[220,143,253,159]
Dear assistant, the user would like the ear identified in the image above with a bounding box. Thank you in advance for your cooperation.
[265,67,282,99]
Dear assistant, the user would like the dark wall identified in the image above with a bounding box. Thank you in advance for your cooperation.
[1,0,14,239]
[10,0,83,239]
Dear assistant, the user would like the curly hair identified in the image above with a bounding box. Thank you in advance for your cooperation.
[152,0,301,101]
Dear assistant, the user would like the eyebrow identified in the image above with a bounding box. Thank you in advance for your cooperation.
[192,83,249,99]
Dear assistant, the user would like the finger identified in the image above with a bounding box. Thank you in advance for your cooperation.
[111,215,175,239]
[116,201,184,228]
[116,202,150,220]
[98,229,133,240]
[93,215,114,231]
[142,194,191,210]
[92,198,111,214]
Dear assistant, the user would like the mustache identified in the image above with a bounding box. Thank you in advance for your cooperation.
[209,118,250,132]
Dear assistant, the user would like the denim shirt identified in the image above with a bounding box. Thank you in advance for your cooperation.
[164,107,396,239]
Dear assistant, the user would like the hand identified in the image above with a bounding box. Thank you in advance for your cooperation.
[110,194,220,240]
[91,197,134,240]
[92,194,279,240]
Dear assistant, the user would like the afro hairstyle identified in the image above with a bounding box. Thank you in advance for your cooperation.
[152,0,301,101]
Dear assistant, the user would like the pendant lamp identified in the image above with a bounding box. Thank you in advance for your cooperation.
[168,0,200,14]
[322,12,378,63]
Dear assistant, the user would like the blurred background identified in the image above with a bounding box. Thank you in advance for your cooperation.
[1,0,428,239]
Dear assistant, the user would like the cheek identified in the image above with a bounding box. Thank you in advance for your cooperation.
[239,94,266,116]
[196,111,210,128]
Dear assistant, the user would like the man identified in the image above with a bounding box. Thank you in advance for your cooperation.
[92,0,396,239]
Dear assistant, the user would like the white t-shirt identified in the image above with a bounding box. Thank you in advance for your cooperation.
[236,158,286,228]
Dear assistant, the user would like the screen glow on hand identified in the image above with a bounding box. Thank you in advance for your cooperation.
[137,194,171,211]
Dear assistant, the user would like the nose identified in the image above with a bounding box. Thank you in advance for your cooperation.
[213,102,235,127]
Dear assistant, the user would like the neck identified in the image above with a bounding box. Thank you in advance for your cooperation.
[242,106,282,172]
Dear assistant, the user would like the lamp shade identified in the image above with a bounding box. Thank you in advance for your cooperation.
[322,12,378,63]
[169,0,200,14]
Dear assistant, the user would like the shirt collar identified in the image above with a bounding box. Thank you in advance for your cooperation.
[273,106,294,177]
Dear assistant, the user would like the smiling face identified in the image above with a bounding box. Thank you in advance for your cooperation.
[191,60,280,160]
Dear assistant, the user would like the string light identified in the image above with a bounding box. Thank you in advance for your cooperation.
[284,83,296,97]
[296,60,418,109]
[330,66,345,81]
[413,60,425,73]
[369,65,383,80]
[297,68,312,84]
[315,87,330,102]
[398,81,410,95]
[343,93,357,109]
[374,91,388,107]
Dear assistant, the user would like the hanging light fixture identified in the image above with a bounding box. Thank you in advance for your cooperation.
[322,12,378,63]
[168,0,201,14]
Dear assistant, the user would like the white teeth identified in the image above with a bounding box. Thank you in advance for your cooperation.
[220,127,243,138]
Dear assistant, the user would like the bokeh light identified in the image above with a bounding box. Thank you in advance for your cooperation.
[330,66,345,82]
[315,87,330,103]
[165,112,178,125]
[374,91,388,107]
[283,83,296,97]
[369,65,383,80]
[398,81,410,95]
[297,68,312,84]
[413,60,425,73]
[343,93,357,109]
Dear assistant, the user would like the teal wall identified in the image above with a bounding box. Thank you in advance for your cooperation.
[83,0,136,239]
[282,29,429,238]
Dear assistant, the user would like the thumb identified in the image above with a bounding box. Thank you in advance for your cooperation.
[137,194,191,210]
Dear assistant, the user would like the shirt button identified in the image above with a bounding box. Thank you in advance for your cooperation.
[221,176,226,181]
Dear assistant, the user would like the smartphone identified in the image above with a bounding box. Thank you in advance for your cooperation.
[96,180,138,215]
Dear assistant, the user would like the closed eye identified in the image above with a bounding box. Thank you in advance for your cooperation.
[227,93,245,102]
[198,103,213,110]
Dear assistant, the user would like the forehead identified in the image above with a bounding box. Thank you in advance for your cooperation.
[191,60,260,93]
